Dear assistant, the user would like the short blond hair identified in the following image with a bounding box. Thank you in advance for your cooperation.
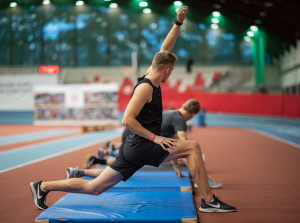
[151,51,177,71]
[182,99,201,114]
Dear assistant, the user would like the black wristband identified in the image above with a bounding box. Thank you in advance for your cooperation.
[174,18,183,26]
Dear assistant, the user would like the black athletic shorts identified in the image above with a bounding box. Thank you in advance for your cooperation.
[109,134,169,181]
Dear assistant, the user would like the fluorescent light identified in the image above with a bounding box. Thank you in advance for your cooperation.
[143,8,151,14]
[247,31,254,37]
[265,2,273,7]
[174,1,183,6]
[250,25,258,31]
[43,0,50,5]
[211,18,219,23]
[109,3,118,8]
[139,1,148,7]
[212,11,220,17]
[10,2,17,7]
[244,36,251,42]
[76,1,84,6]
[211,24,219,29]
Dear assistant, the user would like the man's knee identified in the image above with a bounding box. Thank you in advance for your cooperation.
[90,187,103,195]
[188,141,201,154]
[88,182,103,195]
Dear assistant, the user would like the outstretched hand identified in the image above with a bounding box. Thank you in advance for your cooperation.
[177,6,188,23]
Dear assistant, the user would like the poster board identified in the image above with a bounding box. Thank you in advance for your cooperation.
[33,84,119,126]
[0,74,58,111]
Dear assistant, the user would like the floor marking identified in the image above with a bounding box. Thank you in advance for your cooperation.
[0,129,80,146]
[0,130,122,173]
[250,129,300,149]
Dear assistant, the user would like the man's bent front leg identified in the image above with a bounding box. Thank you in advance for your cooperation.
[163,140,213,202]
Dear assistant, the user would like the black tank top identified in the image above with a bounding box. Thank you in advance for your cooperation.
[130,75,162,136]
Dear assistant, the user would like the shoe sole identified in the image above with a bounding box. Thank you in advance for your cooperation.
[209,184,223,189]
[66,169,70,179]
[194,185,223,189]
[30,183,46,210]
[199,207,236,213]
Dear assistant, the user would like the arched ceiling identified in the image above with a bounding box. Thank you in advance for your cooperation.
[1,0,299,57]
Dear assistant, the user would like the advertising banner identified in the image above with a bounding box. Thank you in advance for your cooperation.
[0,74,58,111]
[33,84,119,126]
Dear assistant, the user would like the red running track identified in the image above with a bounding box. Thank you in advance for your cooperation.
[0,125,299,223]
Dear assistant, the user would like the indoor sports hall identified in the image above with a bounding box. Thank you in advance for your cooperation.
[0,1,299,223]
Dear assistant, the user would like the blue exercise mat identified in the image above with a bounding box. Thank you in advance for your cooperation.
[84,171,191,192]
[35,191,197,223]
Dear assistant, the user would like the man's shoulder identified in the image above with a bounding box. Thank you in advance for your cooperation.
[163,110,182,119]
[163,110,178,115]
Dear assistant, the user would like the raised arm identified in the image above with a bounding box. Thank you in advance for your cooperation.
[146,6,188,75]
[160,6,188,52]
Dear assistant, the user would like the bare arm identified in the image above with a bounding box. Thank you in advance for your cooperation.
[122,83,153,139]
[160,6,188,52]
[172,130,189,177]
[122,84,176,150]
[177,131,188,140]
[145,6,188,74]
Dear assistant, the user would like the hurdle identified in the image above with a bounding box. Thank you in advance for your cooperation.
[35,171,197,223]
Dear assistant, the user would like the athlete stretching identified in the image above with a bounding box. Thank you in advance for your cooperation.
[30,6,236,213]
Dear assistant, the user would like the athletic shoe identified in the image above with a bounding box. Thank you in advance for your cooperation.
[107,142,115,153]
[84,154,96,169]
[199,194,236,213]
[30,180,49,210]
[66,167,79,179]
[97,149,105,159]
[208,177,222,189]
[103,141,110,150]
[194,177,223,189]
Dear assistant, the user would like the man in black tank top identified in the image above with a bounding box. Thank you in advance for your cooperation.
[30,6,236,213]
[79,99,221,189]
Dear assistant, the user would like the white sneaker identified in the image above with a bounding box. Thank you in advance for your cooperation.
[207,177,222,188]
[194,177,223,189]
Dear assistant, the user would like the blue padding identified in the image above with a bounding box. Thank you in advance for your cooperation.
[36,191,197,223]
[84,171,191,191]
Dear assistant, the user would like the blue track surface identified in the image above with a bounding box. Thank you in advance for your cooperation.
[0,129,79,145]
[0,111,34,124]
[189,113,300,147]
[0,130,122,172]
[1,111,299,146]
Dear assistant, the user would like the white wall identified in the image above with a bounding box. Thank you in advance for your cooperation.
[280,39,300,93]
[0,64,281,93]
